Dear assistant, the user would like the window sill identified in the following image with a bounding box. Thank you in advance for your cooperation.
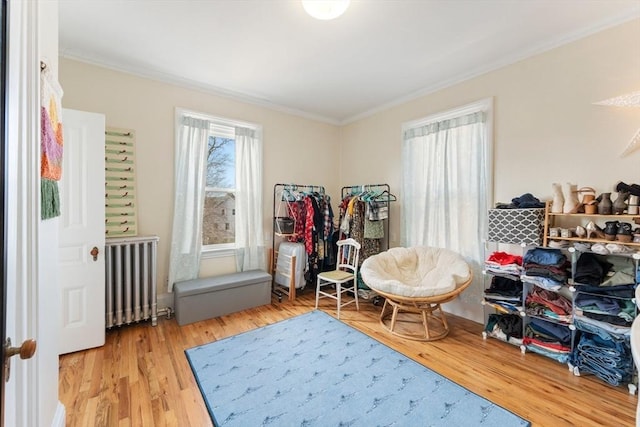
[201,246,235,259]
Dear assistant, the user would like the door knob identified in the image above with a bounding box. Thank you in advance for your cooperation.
[4,338,36,382]
[90,246,99,261]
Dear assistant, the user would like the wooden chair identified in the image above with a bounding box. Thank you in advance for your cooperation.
[315,238,361,319]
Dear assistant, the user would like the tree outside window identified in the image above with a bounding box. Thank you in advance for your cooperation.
[202,134,236,246]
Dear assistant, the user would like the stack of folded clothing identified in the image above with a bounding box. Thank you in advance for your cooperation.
[485,314,523,345]
[484,275,523,313]
[484,251,522,276]
[573,332,633,387]
[521,247,570,291]
[525,285,572,324]
[574,252,636,287]
[494,193,545,209]
[573,252,612,286]
[573,285,635,339]
[574,292,635,327]
[523,318,572,363]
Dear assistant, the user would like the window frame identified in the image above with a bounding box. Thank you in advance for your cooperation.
[182,111,259,259]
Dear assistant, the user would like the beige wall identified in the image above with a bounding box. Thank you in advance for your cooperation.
[340,18,640,321]
[60,18,640,321]
[59,59,341,301]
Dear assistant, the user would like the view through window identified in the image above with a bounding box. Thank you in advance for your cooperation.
[202,125,236,247]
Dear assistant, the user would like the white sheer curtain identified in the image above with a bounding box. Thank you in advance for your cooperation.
[401,107,491,304]
[168,114,210,291]
[234,126,265,271]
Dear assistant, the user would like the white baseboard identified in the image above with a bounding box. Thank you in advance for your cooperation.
[51,402,65,427]
[157,292,173,311]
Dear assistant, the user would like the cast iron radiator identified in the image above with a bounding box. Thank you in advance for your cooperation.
[105,236,159,328]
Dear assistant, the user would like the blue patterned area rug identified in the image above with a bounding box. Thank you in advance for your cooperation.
[186,310,530,427]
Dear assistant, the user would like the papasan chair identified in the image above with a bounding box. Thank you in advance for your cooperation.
[360,246,472,341]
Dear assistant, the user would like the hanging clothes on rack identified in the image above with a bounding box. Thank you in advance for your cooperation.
[272,184,334,300]
[339,184,396,264]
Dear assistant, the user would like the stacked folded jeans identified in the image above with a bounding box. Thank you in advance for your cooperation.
[573,332,633,387]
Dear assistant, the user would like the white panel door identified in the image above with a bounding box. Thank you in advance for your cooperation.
[59,108,106,355]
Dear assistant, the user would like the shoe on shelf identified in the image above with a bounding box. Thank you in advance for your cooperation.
[591,243,609,255]
[573,242,591,252]
[548,240,570,249]
[606,243,633,254]
[615,181,640,197]
[616,222,633,243]
[563,183,581,214]
[613,191,630,215]
[551,183,564,214]
[585,221,605,239]
[604,221,619,241]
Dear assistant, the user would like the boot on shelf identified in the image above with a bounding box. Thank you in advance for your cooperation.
[615,181,640,197]
[629,195,639,215]
[604,221,619,241]
[563,183,581,214]
[616,222,633,243]
[613,191,629,215]
[597,193,613,215]
[551,183,564,214]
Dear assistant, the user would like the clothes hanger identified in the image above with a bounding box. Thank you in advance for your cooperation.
[374,190,397,202]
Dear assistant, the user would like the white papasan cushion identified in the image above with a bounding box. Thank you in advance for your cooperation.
[360,246,470,298]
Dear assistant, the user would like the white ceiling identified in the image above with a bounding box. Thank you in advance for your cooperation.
[58,0,640,124]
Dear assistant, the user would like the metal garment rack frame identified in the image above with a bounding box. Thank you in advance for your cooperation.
[340,183,395,252]
[271,183,326,302]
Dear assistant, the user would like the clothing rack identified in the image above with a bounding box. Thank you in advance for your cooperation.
[339,183,396,303]
[271,183,330,302]
[340,183,395,252]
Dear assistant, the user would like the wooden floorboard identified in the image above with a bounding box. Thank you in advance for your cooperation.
[59,290,636,427]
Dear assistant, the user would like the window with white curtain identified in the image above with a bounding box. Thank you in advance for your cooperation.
[168,109,264,291]
[401,98,493,304]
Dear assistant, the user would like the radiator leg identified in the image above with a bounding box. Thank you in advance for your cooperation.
[151,240,158,326]
[114,245,123,326]
[124,244,132,324]
[133,243,141,322]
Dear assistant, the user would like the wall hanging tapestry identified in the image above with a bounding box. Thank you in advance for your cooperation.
[40,63,64,220]
[105,127,138,236]
[185,310,530,427]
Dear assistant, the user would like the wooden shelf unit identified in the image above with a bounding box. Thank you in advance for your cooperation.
[542,200,640,247]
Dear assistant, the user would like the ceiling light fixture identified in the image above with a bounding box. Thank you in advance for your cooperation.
[593,91,640,157]
[302,0,350,20]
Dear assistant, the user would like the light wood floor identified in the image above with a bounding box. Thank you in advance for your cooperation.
[59,290,637,427]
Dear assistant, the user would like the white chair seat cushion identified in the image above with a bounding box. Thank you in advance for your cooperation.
[360,246,470,298]
[318,270,353,283]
